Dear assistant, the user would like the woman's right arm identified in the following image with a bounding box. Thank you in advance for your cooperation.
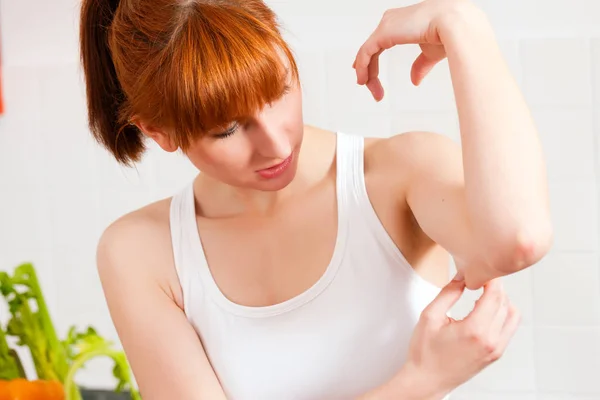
[96,213,227,400]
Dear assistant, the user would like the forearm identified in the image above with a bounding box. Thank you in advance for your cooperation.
[439,6,552,265]
[356,364,449,400]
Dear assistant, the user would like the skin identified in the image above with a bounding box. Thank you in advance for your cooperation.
[96,0,552,399]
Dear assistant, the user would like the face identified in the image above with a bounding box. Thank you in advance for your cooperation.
[183,76,304,192]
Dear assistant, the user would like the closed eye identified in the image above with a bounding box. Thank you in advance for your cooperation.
[212,83,291,139]
[213,122,240,139]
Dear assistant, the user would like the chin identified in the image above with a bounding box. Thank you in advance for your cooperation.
[256,177,295,192]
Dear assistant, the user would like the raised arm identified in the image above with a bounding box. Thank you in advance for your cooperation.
[353,0,553,289]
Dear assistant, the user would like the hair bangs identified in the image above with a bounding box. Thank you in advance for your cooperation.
[158,3,299,149]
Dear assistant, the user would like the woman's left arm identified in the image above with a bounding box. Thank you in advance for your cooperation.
[354,0,554,289]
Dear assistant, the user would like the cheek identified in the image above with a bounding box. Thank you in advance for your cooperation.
[290,91,304,127]
[288,86,303,113]
[189,138,252,174]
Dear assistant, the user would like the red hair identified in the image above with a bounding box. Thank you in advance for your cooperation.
[79,0,299,165]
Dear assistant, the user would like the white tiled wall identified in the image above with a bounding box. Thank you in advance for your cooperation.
[0,0,599,398]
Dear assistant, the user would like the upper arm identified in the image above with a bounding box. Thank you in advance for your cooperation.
[373,132,476,264]
[96,214,226,400]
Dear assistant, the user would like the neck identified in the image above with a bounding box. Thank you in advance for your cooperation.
[194,128,337,218]
[197,172,309,218]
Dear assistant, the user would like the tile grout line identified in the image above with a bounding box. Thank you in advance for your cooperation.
[590,37,600,350]
[518,37,540,397]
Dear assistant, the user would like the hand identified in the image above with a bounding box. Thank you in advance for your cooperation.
[401,276,520,397]
[352,0,483,101]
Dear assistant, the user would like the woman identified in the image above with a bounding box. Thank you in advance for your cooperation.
[79,0,553,399]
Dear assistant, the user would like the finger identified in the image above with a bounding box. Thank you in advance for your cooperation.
[354,37,381,86]
[495,302,521,353]
[410,52,438,86]
[423,278,466,318]
[489,292,509,341]
[354,29,394,86]
[367,79,385,102]
[366,49,384,101]
[465,278,504,326]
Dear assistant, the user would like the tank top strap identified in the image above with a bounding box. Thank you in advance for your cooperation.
[335,131,366,207]
[169,181,200,316]
[335,132,440,293]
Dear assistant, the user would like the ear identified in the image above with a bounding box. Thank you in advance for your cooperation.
[134,118,178,153]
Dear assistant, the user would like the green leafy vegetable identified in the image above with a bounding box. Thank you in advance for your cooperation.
[1,262,140,399]
[0,264,69,383]
[0,319,26,380]
[63,326,141,400]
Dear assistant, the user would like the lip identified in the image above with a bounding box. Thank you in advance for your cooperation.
[256,153,293,179]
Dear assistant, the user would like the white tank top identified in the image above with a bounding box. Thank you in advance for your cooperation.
[169,131,447,400]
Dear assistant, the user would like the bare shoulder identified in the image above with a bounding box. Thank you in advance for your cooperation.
[96,196,183,306]
[99,197,171,244]
[97,197,172,264]
[95,196,227,399]
[364,131,463,187]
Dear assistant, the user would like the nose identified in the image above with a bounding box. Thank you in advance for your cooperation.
[250,116,292,162]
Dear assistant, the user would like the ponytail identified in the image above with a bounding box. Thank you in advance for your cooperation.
[79,0,300,165]
[79,0,145,165]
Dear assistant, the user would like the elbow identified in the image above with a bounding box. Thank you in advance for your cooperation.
[514,226,554,268]
[492,221,554,274]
